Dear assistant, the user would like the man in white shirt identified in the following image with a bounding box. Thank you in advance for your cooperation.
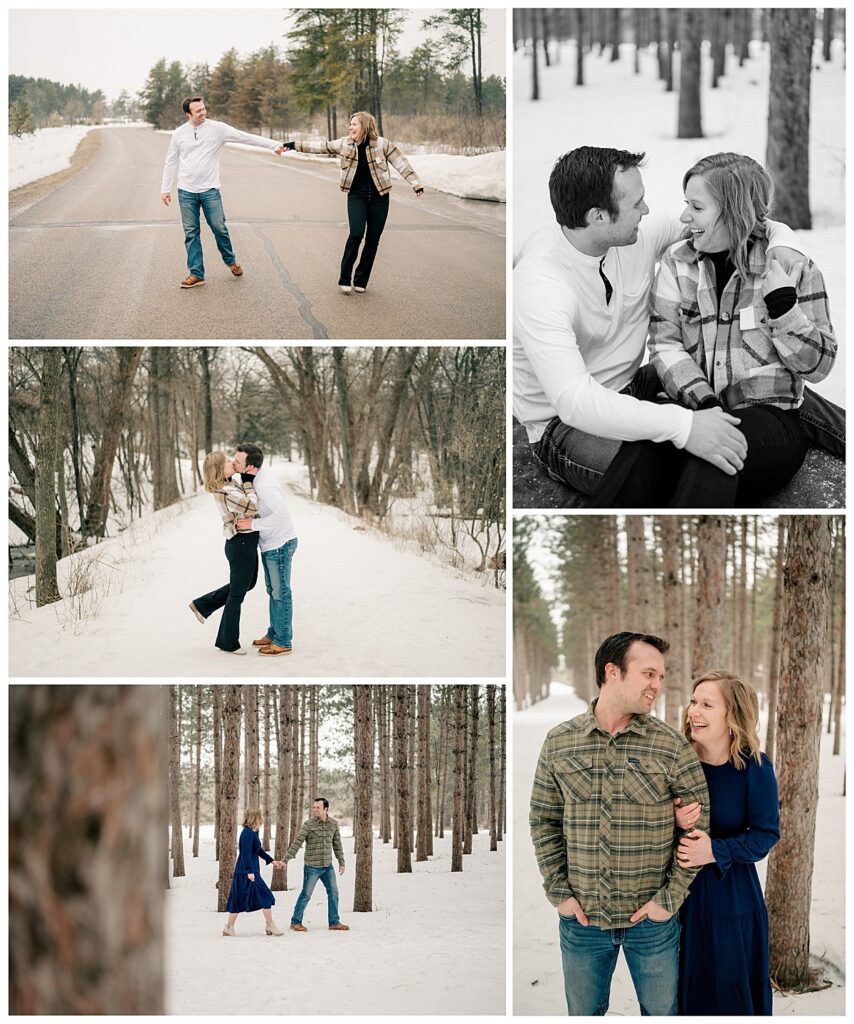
[160,97,285,288]
[513,146,834,497]
[234,443,298,657]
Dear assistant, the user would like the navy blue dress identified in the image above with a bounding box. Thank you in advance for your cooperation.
[679,752,780,1015]
[225,827,276,913]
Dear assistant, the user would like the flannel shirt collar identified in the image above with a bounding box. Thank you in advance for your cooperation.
[577,699,649,737]
[670,231,769,274]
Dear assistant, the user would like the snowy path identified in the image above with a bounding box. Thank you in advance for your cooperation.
[9,465,505,678]
[165,825,505,1015]
[514,684,845,1015]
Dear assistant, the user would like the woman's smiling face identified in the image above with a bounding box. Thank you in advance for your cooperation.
[680,174,730,252]
[687,680,729,745]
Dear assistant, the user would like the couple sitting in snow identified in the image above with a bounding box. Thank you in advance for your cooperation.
[514,146,844,508]
[223,798,349,937]
[189,442,297,657]
[161,97,423,293]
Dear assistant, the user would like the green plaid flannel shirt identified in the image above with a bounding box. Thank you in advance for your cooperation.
[285,816,345,868]
[293,136,422,195]
[530,701,710,928]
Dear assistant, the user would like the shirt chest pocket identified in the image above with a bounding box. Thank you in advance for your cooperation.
[554,755,596,803]
[621,757,669,804]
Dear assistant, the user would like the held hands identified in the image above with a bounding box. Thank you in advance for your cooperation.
[271,860,286,870]
[673,797,702,830]
[685,408,747,475]
[556,895,589,926]
[677,828,715,868]
[161,192,171,206]
[761,255,804,298]
[629,899,673,924]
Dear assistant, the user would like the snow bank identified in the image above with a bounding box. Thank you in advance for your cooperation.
[514,682,845,1015]
[166,824,505,1014]
[9,125,97,190]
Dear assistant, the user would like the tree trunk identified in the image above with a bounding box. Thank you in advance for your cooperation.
[677,8,704,138]
[192,687,202,858]
[416,684,432,861]
[451,685,465,871]
[487,685,498,852]
[661,515,683,727]
[530,8,540,100]
[217,685,242,912]
[34,348,63,606]
[693,516,726,676]
[168,685,185,877]
[767,9,814,227]
[353,686,374,910]
[766,519,787,761]
[149,347,181,512]
[766,516,833,990]
[271,686,293,892]
[263,687,272,849]
[213,686,222,861]
[10,686,165,1014]
[394,686,412,872]
[575,8,585,85]
[245,685,259,808]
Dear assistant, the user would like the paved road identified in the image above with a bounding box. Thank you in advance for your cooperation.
[9,127,505,340]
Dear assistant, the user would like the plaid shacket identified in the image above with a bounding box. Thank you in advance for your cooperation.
[530,701,710,929]
[293,136,422,195]
[285,816,345,868]
[649,234,836,411]
[212,479,258,539]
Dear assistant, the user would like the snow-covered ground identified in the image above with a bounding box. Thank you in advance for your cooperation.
[513,39,845,405]
[8,461,505,678]
[166,823,505,1015]
[9,123,505,202]
[513,683,845,1015]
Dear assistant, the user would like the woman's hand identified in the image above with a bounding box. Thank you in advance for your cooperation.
[677,828,715,867]
[247,873,255,881]
[673,797,702,830]
[761,256,804,297]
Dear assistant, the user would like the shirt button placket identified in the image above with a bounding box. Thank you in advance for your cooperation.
[600,738,616,924]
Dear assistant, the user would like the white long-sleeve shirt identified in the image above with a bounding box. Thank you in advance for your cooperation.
[513,212,800,445]
[160,118,280,194]
[249,465,297,554]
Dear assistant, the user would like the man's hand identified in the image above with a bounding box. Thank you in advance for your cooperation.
[556,895,588,926]
[274,145,285,155]
[339,865,345,876]
[673,797,702,830]
[161,192,171,206]
[677,828,715,867]
[685,407,748,475]
[761,256,804,298]
[630,899,673,924]
[235,518,252,531]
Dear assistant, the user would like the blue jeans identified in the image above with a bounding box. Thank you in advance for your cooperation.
[261,538,297,648]
[559,914,680,1016]
[291,865,339,926]
[177,187,236,278]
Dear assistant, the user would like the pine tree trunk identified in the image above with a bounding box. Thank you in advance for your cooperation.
[289,688,301,844]
[245,685,259,808]
[576,8,585,85]
[498,685,506,842]
[766,516,833,990]
[263,687,271,849]
[487,686,498,852]
[168,685,185,877]
[693,516,726,676]
[530,8,540,100]
[34,348,63,607]
[416,684,431,861]
[766,519,787,761]
[451,685,465,872]
[466,684,480,849]
[766,9,814,227]
[213,686,222,861]
[10,686,165,1014]
[217,685,242,912]
[149,348,181,512]
[353,685,374,910]
[661,515,683,726]
[677,8,704,137]
[394,686,412,872]
[192,687,202,858]
[272,686,293,892]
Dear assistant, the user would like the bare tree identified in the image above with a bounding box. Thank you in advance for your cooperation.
[34,348,63,606]
[353,685,374,910]
[451,685,466,872]
[394,686,412,873]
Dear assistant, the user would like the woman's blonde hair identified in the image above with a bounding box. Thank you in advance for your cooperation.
[349,111,378,145]
[203,451,228,494]
[243,807,263,830]
[683,152,773,282]
[682,670,762,770]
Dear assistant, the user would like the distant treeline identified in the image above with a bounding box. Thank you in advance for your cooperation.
[9,75,107,134]
[141,9,505,150]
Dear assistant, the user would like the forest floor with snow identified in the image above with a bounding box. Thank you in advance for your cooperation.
[513,683,846,1015]
[513,39,846,406]
[8,461,505,678]
[166,823,505,1015]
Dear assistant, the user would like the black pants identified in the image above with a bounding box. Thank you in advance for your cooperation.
[340,190,390,287]
[193,532,259,651]
[592,405,809,508]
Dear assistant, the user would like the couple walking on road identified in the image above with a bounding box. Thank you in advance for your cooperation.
[160,97,424,293]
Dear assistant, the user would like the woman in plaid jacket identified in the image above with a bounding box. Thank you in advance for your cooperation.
[189,451,260,654]
[284,111,424,294]
[594,152,837,507]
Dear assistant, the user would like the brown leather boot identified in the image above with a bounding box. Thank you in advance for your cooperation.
[259,643,292,656]
[180,275,205,288]
[253,635,271,646]
[290,923,307,932]
[329,923,350,931]
[229,263,243,277]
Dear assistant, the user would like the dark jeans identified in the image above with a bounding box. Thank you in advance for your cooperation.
[340,189,390,287]
[799,387,845,457]
[177,187,236,278]
[192,532,259,651]
[592,405,809,508]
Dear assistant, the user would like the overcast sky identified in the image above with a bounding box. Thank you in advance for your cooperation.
[10,7,506,101]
